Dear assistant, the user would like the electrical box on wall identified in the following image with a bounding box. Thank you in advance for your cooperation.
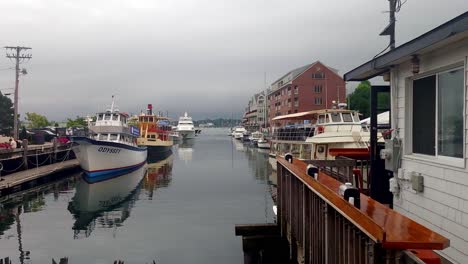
[411,174,424,192]
[381,137,401,172]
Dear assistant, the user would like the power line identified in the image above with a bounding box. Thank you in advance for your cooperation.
[4,46,32,139]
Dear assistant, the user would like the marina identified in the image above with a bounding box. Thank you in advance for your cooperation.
[0,129,275,263]
[0,2,467,264]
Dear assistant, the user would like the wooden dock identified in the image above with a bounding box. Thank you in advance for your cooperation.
[0,159,79,195]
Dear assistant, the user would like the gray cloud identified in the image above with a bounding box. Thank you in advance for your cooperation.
[0,0,466,121]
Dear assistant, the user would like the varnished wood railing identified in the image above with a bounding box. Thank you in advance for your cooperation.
[277,157,449,264]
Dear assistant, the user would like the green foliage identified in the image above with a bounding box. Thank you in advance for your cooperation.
[25,112,50,128]
[0,92,14,135]
[347,81,391,119]
[347,81,371,118]
[66,116,87,128]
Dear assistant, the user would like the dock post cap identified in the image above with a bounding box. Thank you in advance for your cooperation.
[306,164,319,179]
[285,153,293,163]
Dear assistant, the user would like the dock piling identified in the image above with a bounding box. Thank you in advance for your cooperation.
[22,140,28,170]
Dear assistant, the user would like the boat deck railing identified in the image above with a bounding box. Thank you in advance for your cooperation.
[271,127,314,141]
[276,157,449,264]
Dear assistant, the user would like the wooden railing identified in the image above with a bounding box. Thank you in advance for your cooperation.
[277,157,449,264]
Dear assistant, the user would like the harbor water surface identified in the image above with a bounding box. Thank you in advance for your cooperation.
[0,128,275,263]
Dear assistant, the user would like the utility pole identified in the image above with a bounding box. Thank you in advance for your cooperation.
[5,46,32,139]
[380,0,397,50]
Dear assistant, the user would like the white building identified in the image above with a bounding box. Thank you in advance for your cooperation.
[243,91,267,130]
[345,12,468,264]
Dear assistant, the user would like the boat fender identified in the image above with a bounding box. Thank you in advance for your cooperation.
[285,153,293,163]
[306,164,319,180]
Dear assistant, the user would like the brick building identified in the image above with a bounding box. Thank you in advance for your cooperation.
[267,61,345,126]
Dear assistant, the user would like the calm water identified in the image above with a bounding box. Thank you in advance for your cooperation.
[0,128,275,263]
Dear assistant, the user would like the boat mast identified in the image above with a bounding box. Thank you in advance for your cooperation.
[110,95,115,112]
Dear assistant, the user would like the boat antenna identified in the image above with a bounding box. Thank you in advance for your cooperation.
[110,95,115,112]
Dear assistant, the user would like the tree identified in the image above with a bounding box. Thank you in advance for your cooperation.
[66,116,87,128]
[0,92,14,135]
[25,112,50,128]
[347,81,371,118]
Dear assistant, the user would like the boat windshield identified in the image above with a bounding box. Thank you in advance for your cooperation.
[331,113,341,122]
[342,113,353,122]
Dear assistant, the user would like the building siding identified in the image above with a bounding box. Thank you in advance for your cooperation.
[391,38,468,264]
[267,61,345,126]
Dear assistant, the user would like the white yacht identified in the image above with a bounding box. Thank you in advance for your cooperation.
[176,112,196,139]
[72,97,147,181]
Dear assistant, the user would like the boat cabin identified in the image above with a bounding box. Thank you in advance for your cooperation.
[90,110,138,146]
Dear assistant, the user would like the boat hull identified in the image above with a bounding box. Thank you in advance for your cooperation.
[72,137,147,180]
[257,142,270,149]
[178,130,196,139]
[147,146,173,163]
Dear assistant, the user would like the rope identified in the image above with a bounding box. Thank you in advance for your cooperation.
[27,153,51,167]
[1,160,25,173]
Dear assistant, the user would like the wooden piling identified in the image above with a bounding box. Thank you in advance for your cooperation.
[22,139,28,170]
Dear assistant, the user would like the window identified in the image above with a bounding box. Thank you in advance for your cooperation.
[294,86,299,94]
[331,113,341,122]
[318,115,326,124]
[110,134,118,141]
[312,72,325,79]
[287,86,291,91]
[314,84,323,93]
[294,110,298,113]
[112,114,118,121]
[342,113,353,122]
[104,114,111,120]
[412,68,464,158]
[314,97,323,105]
[288,110,291,114]
[98,114,104,120]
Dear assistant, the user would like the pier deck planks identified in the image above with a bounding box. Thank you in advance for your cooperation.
[0,159,79,191]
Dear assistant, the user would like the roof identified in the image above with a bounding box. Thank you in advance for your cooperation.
[272,109,355,121]
[270,61,342,94]
[344,11,468,81]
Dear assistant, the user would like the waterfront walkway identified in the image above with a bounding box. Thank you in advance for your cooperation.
[0,159,79,192]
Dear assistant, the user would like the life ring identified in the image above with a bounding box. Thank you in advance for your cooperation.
[317,126,324,134]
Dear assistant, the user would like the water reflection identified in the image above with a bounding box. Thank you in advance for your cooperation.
[0,175,79,263]
[177,139,195,163]
[68,166,146,238]
[142,154,174,199]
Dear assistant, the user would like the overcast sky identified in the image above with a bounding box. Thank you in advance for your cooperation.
[0,0,466,121]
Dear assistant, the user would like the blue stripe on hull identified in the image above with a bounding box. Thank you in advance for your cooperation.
[83,162,146,183]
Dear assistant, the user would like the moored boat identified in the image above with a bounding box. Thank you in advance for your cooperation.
[176,112,196,139]
[257,137,270,149]
[270,102,378,161]
[232,126,246,140]
[249,131,263,143]
[72,97,147,181]
[137,104,173,160]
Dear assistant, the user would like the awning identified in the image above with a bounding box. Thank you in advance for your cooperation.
[272,109,355,121]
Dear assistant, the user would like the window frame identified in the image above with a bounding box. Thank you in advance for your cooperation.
[405,62,466,168]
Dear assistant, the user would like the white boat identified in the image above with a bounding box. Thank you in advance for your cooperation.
[176,112,196,139]
[249,131,263,142]
[233,126,247,140]
[257,137,270,149]
[270,102,378,161]
[72,97,147,181]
